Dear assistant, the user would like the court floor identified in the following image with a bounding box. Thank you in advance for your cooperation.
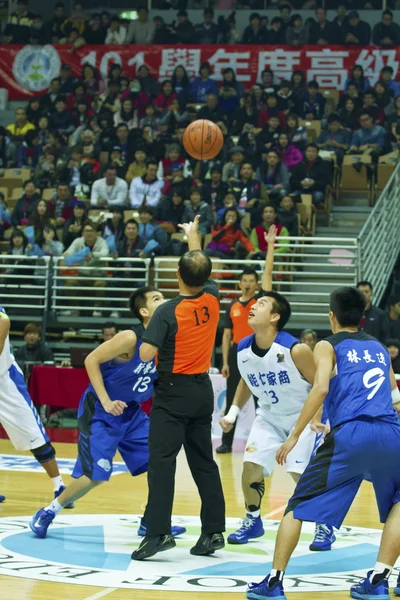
[0,438,388,600]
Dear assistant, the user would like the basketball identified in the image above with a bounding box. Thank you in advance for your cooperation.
[183,119,224,160]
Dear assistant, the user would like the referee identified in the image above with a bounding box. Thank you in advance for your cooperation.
[132,215,225,561]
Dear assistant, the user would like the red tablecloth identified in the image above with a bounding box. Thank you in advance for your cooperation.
[28,365,152,415]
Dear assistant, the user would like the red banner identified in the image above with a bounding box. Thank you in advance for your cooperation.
[1,44,400,100]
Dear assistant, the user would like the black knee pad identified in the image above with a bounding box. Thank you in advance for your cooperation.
[31,442,56,464]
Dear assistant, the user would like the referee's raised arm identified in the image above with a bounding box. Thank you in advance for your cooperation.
[133,214,226,562]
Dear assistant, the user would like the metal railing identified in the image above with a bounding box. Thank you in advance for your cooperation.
[51,257,151,317]
[0,255,50,313]
[154,236,359,321]
[358,161,400,305]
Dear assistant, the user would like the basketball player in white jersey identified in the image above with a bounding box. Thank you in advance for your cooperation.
[220,227,334,551]
[0,307,73,506]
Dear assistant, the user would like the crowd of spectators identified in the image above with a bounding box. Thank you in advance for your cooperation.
[3,2,400,48]
[0,2,399,318]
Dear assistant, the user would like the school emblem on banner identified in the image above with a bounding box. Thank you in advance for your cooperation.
[12,45,61,92]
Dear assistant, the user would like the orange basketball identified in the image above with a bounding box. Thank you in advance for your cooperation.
[183,119,224,160]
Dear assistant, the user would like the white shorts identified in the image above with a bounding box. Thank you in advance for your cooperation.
[244,412,318,477]
[0,364,49,451]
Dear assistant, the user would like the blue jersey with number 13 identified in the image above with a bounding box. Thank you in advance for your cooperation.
[324,331,397,429]
[87,326,157,405]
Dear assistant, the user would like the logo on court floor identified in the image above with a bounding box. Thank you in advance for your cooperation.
[0,515,395,593]
[0,454,128,476]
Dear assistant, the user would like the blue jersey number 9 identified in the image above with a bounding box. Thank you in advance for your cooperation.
[363,367,385,400]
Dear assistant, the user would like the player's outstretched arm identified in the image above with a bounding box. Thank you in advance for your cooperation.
[85,330,137,416]
[178,214,202,252]
[219,377,252,432]
[260,224,277,292]
[276,340,334,465]
[0,314,10,355]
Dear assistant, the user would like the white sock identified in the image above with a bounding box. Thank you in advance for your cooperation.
[369,562,392,584]
[248,509,260,518]
[44,499,63,514]
[52,476,64,492]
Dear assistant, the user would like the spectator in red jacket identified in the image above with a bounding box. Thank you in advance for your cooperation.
[205,208,254,259]
[153,80,177,116]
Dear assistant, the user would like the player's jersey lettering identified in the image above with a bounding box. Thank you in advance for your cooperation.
[324,331,397,428]
[237,331,311,424]
[87,339,156,405]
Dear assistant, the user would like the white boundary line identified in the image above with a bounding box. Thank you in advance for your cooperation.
[83,588,118,600]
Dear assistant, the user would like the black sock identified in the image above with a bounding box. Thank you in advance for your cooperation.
[371,569,390,585]
[269,570,284,587]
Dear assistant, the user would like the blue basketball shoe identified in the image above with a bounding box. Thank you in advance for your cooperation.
[247,575,287,599]
[350,572,390,599]
[0,494,5,503]
[137,518,186,537]
[393,572,400,596]
[228,514,264,544]
[30,508,55,538]
[309,523,336,551]
[55,485,74,509]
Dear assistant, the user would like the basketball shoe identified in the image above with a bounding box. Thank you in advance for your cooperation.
[228,514,264,544]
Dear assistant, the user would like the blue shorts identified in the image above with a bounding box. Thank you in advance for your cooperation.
[72,391,149,481]
[286,419,400,529]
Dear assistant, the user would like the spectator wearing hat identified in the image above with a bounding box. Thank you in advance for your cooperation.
[99,146,128,180]
[137,206,169,256]
[202,165,229,211]
[242,13,268,44]
[342,11,371,46]
[161,162,193,199]
[198,93,227,124]
[157,144,191,180]
[222,146,245,184]
[15,323,54,366]
[189,63,219,104]
[155,187,186,235]
[372,10,400,47]
[388,294,400,339]
[195,8,219,44]
[59,64,76,95]
[175,10,195,44]
[90,165,129,208]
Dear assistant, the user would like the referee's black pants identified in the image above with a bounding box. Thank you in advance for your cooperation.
[145,372,226,536]
[222,343,241,448]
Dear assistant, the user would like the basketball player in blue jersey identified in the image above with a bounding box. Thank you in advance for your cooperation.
[0,306,73,507]
[220,227,333,552]
[30,287,185,540]
[246,287,400,600]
